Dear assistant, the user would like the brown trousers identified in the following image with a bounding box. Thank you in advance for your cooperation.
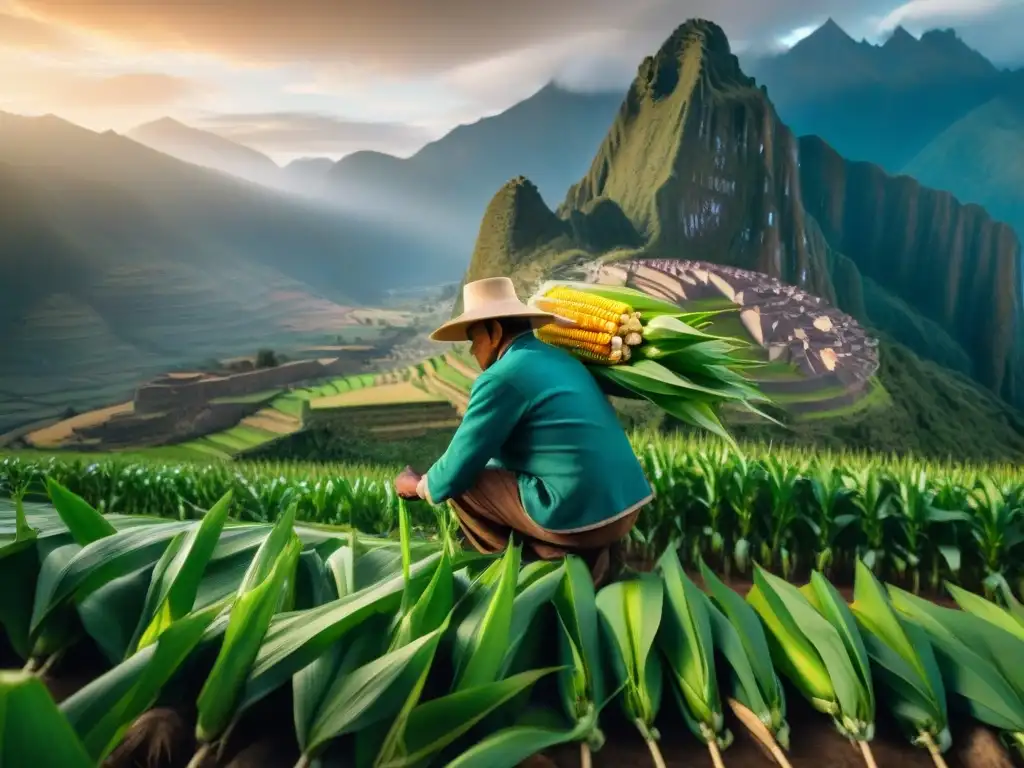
[448,469,641,585]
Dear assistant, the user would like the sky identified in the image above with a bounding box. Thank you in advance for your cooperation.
[1,0,1021,164]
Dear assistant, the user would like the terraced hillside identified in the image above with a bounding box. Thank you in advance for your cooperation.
[157,361,474,460]
[559,258,883,421]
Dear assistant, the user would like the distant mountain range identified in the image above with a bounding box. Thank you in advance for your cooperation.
[126,21,1024,251]
[746,19,1024,240]
[0,111,462,430]
[126,85,622,246]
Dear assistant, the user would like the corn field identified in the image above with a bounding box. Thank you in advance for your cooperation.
[3,432,1022,597]
[3,482,1024,767]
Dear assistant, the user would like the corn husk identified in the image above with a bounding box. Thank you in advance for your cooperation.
[850,560,951,761]
[657,548,732,764]
[890,585,1024,758]
[596,573,665,766]
[747,566,876,746]
[699,561,791,759]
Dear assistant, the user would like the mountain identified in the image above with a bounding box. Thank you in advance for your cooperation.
[283,157,336,195]
[0,111,461,431]
[901,95,1024,241]
[128,117,282,188]
[749,21,1013,172]
[461,19,1024,459]
[324,83,623,250]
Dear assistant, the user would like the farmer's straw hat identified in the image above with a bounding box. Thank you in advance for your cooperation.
[430,277,556,342]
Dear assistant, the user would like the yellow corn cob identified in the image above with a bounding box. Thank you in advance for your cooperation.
[538,324,614,347]
[543,286,632,317]
[536,329,622,364]
[572,346,623,364]
[535,298,618,334]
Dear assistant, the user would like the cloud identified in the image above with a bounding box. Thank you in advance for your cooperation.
[871,0,1024,63]
[14,0,630,72]
[0,10,74,50]
[44,72,204,108]
[195,111,438,156]
[876,0,1008,29]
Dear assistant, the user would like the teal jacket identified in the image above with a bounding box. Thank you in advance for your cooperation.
[424,334,653,532]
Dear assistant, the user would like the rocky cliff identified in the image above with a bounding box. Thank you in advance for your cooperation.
[798,136,1021,400]
[463,18,1023,408]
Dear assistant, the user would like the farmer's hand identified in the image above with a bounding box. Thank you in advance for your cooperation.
[394,466,422,500]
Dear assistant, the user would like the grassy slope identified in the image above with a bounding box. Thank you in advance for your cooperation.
[732,340,1024,462]
[901,96,1024,239]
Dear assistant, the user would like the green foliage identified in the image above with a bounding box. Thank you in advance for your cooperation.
[2,485,1024,764]
[732,340,1024,463]
[4,429,1024,595]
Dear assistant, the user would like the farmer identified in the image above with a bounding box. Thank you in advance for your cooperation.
[394,277,653,584]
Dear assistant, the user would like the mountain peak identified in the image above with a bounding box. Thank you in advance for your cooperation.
[886,25,915,43]
[802,17,856,47]
[126,116,281,182]
[557,18,837,294]
[132,116,193,135]
[631,19,749,103]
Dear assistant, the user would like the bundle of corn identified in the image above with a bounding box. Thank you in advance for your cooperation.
[530,281,774,442]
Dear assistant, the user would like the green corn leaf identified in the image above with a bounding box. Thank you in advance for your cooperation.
[803,572,876,727]
[77,526,269,666]
[29,521,192,650]
[645,391,738,448]
[503,563,564,675]
[239,551,442,714]
[451,544,521,692]
[195,530,303,744]
[46,478,117,545]
[850,560,949,752]
[895,586,1024,701]
[596,359,750,401]
[61,600,224,762]
[129,490,233,654]
[946,583,1024,642]
[997,582,1024,629]
[12,488,35,542]
[0,671,93,767]
[390,550,454,651]
[0,542,40,660]
[292,561,398,760]
[699,561,788,745]
[77,564,157,665]
[303,621,448,760]
[375,666,562,768]
[239,504,299,593]
[596,573,663,740]
[889,585,1024,745]
[444,707,594,768]
[641,314,734,346]
[750,566,873,736]
[343,553,456,761]
[657,548,729,748]
[553,555,607,728]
